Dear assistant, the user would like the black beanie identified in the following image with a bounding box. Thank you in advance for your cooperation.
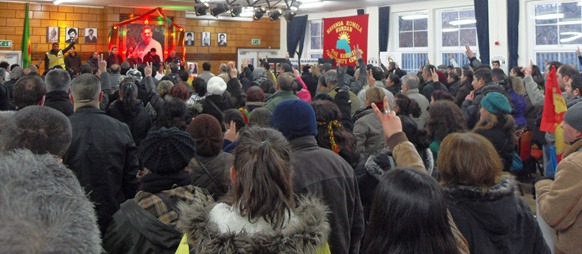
[140,127,196,174]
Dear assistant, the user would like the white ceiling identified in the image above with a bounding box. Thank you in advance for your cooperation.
[20,0,423,14]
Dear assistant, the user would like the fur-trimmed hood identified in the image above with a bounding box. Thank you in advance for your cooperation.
[444,175,519,235]
[179,191,330,253]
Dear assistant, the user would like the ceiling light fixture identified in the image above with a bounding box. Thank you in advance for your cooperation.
[195,3,210,16]
[535,13,564,20]
[231,5,242,17]
[254,6,266,20]
[269,9,282,21]
[401,14,428,20]
[211,3,228,17]
[284,9,296,22]
[449,19,476,26]
[53,0,66,5]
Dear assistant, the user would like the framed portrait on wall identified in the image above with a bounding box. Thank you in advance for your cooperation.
[187,61,198,75]
[84,28,98,44]
[218,33,227,46]
[65,27,78,43]
[126,24,165,60]
[46,27,59,43]
[185,32,195,46]
[201,32,210,47]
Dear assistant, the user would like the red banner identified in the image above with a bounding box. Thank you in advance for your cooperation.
[323,14,368,67]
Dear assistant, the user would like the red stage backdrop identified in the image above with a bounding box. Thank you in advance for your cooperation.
[323,14,368,66]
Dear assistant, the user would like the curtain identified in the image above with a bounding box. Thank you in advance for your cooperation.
[287,15,308,58]
[379,6,390,52]
[474,0,490,65]
[507,0,519,68]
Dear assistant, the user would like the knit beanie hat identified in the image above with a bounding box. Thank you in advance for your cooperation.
[564,102,582,133]
[126,68,142,82]
[140,128,196,174]
[480,92,512,114]
[271,99,317,140]
[207,76,227,95]
[186,114,223,157]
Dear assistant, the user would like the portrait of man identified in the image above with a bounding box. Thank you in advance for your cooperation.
[187,62,198,74]
[185,32,194,46]
[135,25,164,60]
[84,28,97,44]
[46,27,59,43]
[218,33,227,46]
[202,32,210,47]
[65,27,78,43]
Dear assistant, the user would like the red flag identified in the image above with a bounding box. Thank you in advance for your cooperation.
[323,14,368,67]
[540,66,567,133]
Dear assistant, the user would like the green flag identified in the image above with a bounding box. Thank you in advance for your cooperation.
[21,3,31,68]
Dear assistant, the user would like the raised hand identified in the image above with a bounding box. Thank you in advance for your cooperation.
[372,96,402,140]
[98,54,107,74]
[355,44,362,60]
[465,44,474,58]
[224,120,239,142]
[145,62,153,77]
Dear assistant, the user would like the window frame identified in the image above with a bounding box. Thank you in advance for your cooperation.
[395,10,429,52]
[307,19,323,59]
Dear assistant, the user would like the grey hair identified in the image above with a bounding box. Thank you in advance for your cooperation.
[277,72,295,91]
[10,66,24,80]
[71,73,101,103]
[402,73,420,90]
[324,70,338,86]
[249,107,272,128]
[45,69,72,92]
[219,63,229,72]
[0,149,101,253]
[0,105,72,156]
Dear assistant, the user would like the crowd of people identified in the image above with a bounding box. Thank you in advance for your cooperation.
[1,41,582,254]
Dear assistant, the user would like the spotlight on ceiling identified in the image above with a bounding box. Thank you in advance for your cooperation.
[254,6,266,20]
[195,3,209,16]
[231,5,243,17]
[211,3,228,17]
[269,9,283,21]
[284,9,296,22]
[290,1,301,12]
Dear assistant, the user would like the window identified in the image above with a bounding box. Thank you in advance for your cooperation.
[534,2,582,46]
[401,53,429,73]
[398,12,428,48]
[528,1,582,72]
[308,20,323,58]
[440,9,477,47]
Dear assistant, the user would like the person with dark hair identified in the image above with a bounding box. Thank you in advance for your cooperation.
[510,66,525,78]
[198,62,215,83]
[155,97,188,131]
[136,25,163,60]
[320,69,362,117]
[0,69,14,110]
[106,46,123,68]
[0,105,72,158]
[259,79,276,98]
[420,64,449,101]
[264,72,300,111]
[461,67,503,129]
[44,69,74,116]
[0,150,101,254]
[364,167,460,254]
[243,85,265,112]
[248,107,272,127]
[385,74,401,96]
[473,92,516,172]
[64,73,139,234]
[301,65,319,98]
[431,89,454,105]
[426,100,467,165]
[311,99,358,166]
[222,108,247,153]
[186,114,234,200]
[45,39,76,71]
[491,68,507,83]
[394,93,421,118]
[104,128,207,253]
[12,75,47,109]
[180,127,330,253]
[454,69,474,106]
[143,48,161,65]
[226,77,245,108]
[566,74,582,107]
[65,45,82,76]
[107,82,153,147]
[447,69,461,96]
[271,99,363,254]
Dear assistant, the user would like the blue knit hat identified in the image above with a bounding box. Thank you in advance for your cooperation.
[270,100,317,140]
[480,92,512,114]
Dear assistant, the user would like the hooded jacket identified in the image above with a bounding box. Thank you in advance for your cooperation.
[179,191,330,253]
[445,176,550,254]
[107,99,153,147]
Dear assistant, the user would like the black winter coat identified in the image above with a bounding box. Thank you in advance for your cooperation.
[445,176,550,254]
[44,90,74,116]
[107,99,153,147]
[63,106,139,234]
[474,120,515,172]
[186,152,234,200]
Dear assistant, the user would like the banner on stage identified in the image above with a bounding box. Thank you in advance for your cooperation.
[380,52,402,67]
[323,14,368,67]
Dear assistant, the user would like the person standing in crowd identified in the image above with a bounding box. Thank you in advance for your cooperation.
[197,62,215,83]
[65,45,82,76]
[143,48,161,65]
[536,103,582,254]
[165,50,181,66]
[107,46,123,68]
[107,82,153,147]
[180,127,331,253]
[45,40,76,71]
[12,75,46,110]
[461,67,502,129]
[44,69,74,116]
[271,99,364,254]
[264,73,300,111]
[104,128,207,254]
[64,73,139,234]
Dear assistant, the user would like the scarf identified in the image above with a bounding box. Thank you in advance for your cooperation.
[140,171,192,194]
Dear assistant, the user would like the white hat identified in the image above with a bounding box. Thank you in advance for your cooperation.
[206,76,227,95]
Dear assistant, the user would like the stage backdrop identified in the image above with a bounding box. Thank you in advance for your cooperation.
[323,14,368,67]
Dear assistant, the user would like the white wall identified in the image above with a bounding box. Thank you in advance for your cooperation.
[280,0,536,71]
